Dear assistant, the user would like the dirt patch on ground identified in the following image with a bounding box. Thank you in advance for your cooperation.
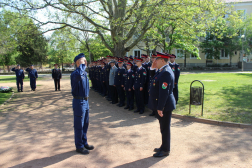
[0,79,252,168]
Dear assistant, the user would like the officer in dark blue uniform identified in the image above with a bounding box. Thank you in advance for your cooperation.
[124,61,135,110]
[114,58,126,107]
[169,54,180,104]
[100,62,107,96]
[149,52,176,157]
[149,53,158,116]
[26,65,38,91]
[71,53,94,155]
[133,56,146,114]
[11,64,25,92]
[105,56,111,100]
[141,54,151,105]
[52,64,62,91]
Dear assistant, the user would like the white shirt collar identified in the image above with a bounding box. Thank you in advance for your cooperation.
[138,66,142,70]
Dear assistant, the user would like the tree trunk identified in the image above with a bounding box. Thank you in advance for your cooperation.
[184,52,186,67]
[62,62,64,71]
[113,42,125,57]
[7,65,10,72]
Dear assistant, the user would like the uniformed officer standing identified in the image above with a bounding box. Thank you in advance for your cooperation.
[169,54,180,104]
[109,60,118,104]
[71,53,94,155]
[26,65,38,91]
[52,64,62,91]
[11,64,25,92]
[114,58,126,107]
[100,62,107,96]
[133,56,146,114]
[149,52,176,157]
[124,61,135,110]
[105,56,111,101]
[141,54,151,105]
[149,53,158,116]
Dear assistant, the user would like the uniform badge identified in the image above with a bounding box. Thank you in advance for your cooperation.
[172,67,175,71]
[139,75,140,78]
[118,73,120,75]
[153,83,155,86]
[162,82,168,89]
[128,77,129,79]
[178,67,180,71]
[132,74,135,78]
[143,72,146,75]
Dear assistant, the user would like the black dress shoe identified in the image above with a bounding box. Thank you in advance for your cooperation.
[58,89,61,91]
[139,111,144,114]
[76,148,89,155]
[84,144,94,150]
[117,104,120,106]
[134,109,140,113]
[153,151,169,157]
[124,106,129,109]
[154,148,161,152]
[119,104,125,107]
[128,108,134,111]
[149,112,155,116]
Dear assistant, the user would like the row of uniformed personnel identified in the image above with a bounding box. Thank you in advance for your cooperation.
[88,54,180,115]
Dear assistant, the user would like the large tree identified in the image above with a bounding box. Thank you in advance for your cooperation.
[1,0,229,58]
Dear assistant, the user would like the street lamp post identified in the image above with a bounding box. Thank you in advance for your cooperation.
[241,34,245,71]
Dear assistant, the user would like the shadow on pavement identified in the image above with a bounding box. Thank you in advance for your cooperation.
[10,151,76,168]
[114,156,166,168]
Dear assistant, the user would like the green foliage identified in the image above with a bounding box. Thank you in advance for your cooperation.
[47,28,79,66]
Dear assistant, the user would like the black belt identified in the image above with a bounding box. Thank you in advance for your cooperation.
[74,96,88,100]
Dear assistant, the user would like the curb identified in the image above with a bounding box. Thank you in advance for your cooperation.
[172,113,252,129]
[0,91,15,107]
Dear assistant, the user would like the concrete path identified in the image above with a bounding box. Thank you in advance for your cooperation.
[0,80,252,168]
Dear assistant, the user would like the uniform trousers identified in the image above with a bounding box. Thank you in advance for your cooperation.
[116,85,125,105]
[73,99,89,149]
[105,81,110,98]
[101,81,106,96]
[126,89,134,108]
[134,88,145,112]
[30,78,36,90]
[16,78,23,91]
[110,85,118,103]
[173,84,178,104]
[54,79,60,90]
[156,110,172,152]
[144,82,149,104]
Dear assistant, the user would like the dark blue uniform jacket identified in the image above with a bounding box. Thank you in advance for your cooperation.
[148,65,176,112]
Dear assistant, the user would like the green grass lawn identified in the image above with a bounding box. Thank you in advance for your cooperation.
[0,76,42,83]
[175,73,252,124]
[0,92,13,104]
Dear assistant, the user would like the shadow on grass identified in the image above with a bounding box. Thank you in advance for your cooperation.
[218,85,252,124]
[235,73,252,78]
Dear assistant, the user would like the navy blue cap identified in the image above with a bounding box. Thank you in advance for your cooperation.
[30,65,34,66]
[17,64,20,66]
[74,53,85,63]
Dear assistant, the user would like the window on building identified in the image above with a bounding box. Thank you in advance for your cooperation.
[237,9,246,20]
[220,49,229,59]
[176,49,184,58]
[134,50,141,58]
[190,53,197,59]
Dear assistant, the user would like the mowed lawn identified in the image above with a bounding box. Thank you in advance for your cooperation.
[0,76,42,83]
[175,73,252,124]
[0,92,13,105]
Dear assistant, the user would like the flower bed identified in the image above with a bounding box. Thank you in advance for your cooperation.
[0,86,13,93]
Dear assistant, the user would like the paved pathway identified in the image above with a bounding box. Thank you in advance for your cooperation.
[0,79,252,168]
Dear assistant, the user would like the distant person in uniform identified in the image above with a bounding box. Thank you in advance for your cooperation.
[124,61,135,111]
[169,54,180,104]
[133,56,146,114]
[52,64,62,91]
[11,64,25,92]
[71,53,94,155]
[149,53,157,116]
[149,52,176,157]
[109,60,118,104]
[26,65,38,91]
